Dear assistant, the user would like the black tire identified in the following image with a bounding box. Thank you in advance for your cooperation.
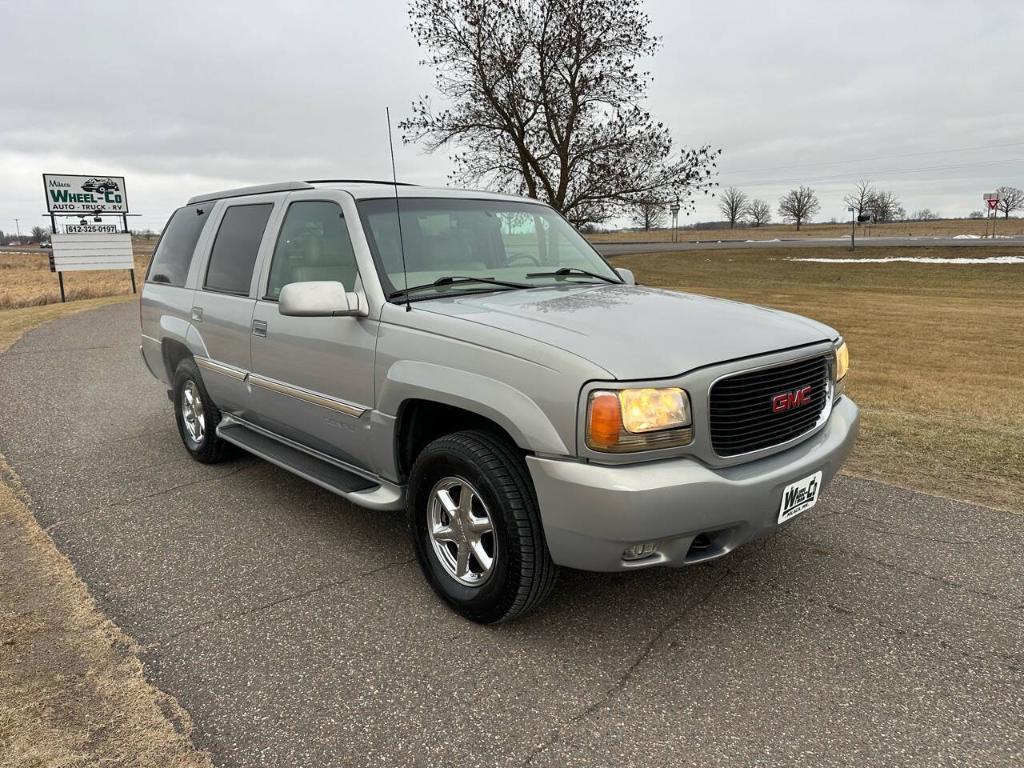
[172,358,232,464]
[407,430,558,623]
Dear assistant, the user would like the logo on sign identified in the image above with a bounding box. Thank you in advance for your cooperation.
[43,174,129,214]
[771,385,812,413]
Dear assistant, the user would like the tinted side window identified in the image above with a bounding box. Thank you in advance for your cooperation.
[266,201,358,299]
[204,204,273,295]
[147,203,211,286]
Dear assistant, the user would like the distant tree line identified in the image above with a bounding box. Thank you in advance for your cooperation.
[626,180,1024,232]
[0,226,51,245]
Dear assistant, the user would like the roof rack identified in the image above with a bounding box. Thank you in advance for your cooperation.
[187,181,313,205]
[305,179,418,186]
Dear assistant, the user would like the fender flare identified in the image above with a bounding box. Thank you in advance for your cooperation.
[379,360,570,456]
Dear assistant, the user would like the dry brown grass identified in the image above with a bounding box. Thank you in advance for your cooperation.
[588,217,1024,243]
[0,299,210,767]
[612,245,1024,512]
[1,237,156,309]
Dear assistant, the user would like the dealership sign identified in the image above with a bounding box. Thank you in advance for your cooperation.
[43,173,129,214]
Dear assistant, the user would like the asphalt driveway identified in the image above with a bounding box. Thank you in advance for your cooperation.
[0,302,1021,767]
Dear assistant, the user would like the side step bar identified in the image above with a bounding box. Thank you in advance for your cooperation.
[217,419,405,511]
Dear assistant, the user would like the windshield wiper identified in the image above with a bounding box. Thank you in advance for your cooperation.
[389,275,532,300]
[524,267,621,284]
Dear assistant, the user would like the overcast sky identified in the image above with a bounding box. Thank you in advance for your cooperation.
[2,0,1022,233]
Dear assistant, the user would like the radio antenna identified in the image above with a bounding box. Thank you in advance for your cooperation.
[386,107,411,312]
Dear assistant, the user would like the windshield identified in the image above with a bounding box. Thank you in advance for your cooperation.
[356,197,620,300]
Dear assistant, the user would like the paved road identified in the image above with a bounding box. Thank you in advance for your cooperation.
[1,303,1021,767]
[594,235,1024,256]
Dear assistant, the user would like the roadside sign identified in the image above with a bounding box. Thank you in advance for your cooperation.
[987,198,999,210]
[49,233,134,272]
[43,173,129,214]
[983,192,1000,201]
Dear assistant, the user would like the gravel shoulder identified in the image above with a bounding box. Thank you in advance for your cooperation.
[0,302,210,768]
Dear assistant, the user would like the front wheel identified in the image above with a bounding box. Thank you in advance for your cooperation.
[407,431,558,623]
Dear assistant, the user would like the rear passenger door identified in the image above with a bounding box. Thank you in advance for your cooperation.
[248,194,378,468]
[192,198,278,416]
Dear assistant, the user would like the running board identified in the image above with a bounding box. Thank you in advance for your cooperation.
[216,420,405,511]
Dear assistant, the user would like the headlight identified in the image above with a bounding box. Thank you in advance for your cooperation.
[835,341,849,381]
[586,387,692,453]
[834,340,849,397]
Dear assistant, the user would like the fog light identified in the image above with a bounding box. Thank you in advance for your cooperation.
[622,542,658,561]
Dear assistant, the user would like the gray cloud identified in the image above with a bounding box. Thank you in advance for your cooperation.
[1,0,1021,233]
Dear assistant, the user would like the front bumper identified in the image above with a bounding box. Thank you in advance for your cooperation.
[527,396,859,571]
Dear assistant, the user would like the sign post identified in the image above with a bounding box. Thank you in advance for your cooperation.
[41,174,136,302]
[983,193,1000,239]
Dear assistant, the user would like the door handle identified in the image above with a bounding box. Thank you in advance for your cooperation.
[252,319,268,338]
[191,306,203,322]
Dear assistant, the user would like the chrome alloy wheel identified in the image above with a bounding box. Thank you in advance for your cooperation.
[428,477,497,587]
[181,380,206,443]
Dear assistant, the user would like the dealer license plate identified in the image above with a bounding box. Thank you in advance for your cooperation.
[778,471,823,524]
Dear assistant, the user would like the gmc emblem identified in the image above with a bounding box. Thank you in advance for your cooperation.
[771,385,812,413]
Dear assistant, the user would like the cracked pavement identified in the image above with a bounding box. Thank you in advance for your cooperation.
[0,302,1021,767]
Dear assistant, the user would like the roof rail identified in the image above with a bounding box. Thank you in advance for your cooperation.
[305,179,418,187]
[187,181,314,205]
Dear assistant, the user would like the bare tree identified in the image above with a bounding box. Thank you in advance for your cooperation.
[401,0,720,227]
[778,186,820,230]
[866,190,905,223]
[843,180,876,218]
[996,186,1024,218]
[744,198,771,227]
[631,198,666,230]
[717,186,747,229]
[912,208,939,220]
[968,210,985,219]
[30,225,50,243]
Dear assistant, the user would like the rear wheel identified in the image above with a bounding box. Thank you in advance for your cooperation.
[172,358,232,464]
[408,430,557,623]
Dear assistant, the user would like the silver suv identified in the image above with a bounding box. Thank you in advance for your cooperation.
[140,180,858,623]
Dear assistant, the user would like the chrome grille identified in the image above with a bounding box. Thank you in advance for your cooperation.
[709,355,830,457]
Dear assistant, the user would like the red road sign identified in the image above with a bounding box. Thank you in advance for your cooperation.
[987,198,999,210]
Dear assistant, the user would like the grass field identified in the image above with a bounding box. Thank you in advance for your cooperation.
[588,217,1024,242]
[0,238,156,309]
[611,245,1023,511]
[2,237,1020,510]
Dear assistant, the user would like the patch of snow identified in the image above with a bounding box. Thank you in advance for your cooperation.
[786,256,1024,265]
[745,238,781,242]
[953,234,982,239]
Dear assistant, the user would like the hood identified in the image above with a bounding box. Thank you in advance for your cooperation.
[417,284,835,380]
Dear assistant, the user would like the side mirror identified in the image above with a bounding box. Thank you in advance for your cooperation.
[615,267,636,285]
[278,281,366,317]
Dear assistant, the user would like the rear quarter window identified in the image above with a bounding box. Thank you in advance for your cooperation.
[204,203,274,295]
[146,203,212,286]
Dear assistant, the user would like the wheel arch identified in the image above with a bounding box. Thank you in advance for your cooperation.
[380,361,570,481]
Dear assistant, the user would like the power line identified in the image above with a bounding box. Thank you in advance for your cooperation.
[726,140,1024,176]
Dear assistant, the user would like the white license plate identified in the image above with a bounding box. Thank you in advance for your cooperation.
[778,471,823,524]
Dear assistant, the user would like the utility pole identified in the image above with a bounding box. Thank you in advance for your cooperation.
[14,218,20,237]
[848,207,855,251]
